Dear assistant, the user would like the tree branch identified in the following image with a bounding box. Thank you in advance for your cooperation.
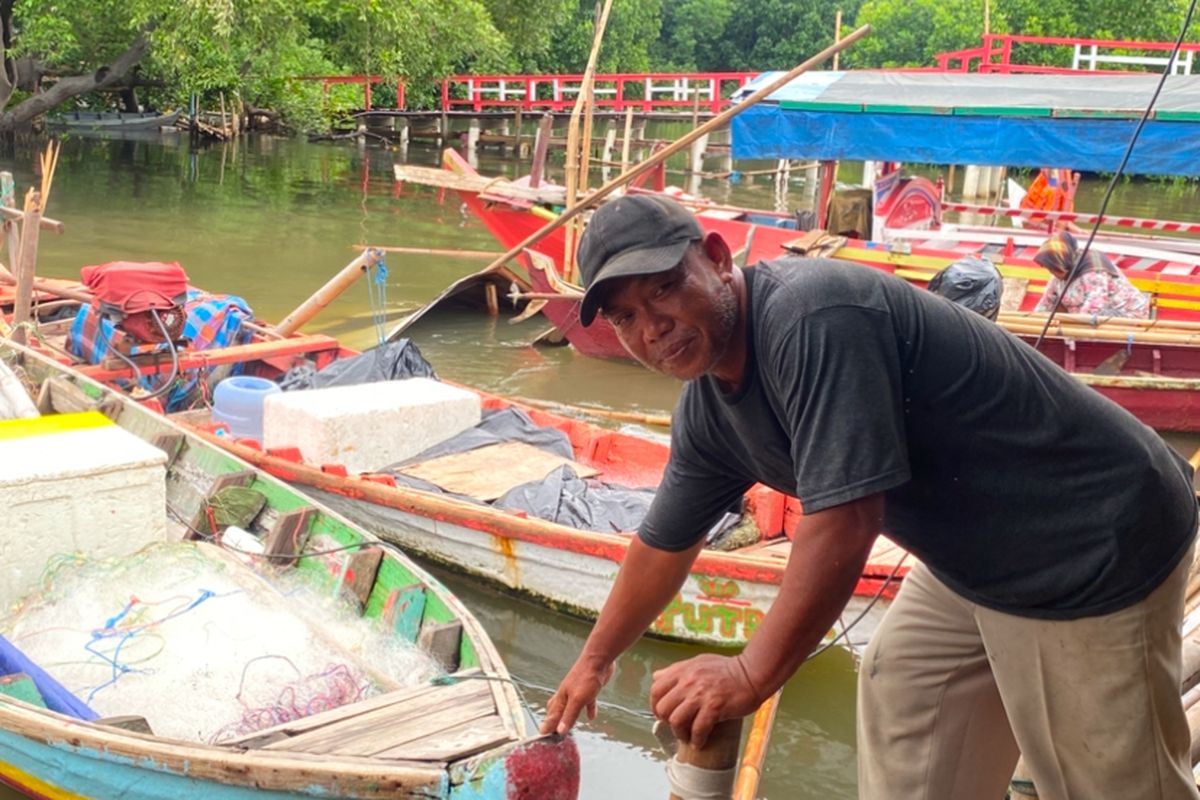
[0,32,150,130]
[0,0,14,112]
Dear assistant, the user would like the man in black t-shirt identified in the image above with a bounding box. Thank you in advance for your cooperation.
[539,195,1199,799]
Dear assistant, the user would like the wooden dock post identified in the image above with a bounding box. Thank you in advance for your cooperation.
[467,118,481,167]
[513,108,525,158]
[398,119,409,159]
[666,718,743,800]
[602,119,618,180]
[963,165,982,199]
[530,113,553,187]
[621,108,634,171]
[497,118,510,155]
[633,119,647,162]
[688,133,708,177]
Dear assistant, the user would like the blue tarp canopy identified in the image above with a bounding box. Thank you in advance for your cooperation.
[730,71,1200,176]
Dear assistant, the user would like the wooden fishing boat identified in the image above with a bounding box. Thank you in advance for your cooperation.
[388,149,1200,433]
[730,70,1200,266]
[47,110,181,132]
[0,339,580,800]
[0,270,905,651]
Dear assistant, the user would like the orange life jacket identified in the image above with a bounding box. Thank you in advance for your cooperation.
[1021,168,1075,213]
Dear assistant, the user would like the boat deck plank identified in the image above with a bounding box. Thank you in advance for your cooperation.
[254,677,512,760]
[739,535,909,569]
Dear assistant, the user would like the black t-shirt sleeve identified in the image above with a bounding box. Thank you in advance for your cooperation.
[765,305,911,513]
[638,421,755,552]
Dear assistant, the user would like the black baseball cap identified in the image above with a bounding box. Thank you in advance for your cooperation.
[577,194,702,327]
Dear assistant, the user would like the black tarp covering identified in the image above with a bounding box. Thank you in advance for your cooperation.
[495,465,656,533]
[280,339,436,391]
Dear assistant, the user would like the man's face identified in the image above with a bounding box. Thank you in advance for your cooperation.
[600,242,738,381]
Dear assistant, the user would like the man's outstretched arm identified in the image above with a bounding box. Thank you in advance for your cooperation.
[540,535,706,735]
[650,493,883,746]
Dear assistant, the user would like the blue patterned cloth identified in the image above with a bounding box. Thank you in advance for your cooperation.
[67,290,255,410]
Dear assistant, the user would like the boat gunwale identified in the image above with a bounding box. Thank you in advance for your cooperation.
[0,342,550,795]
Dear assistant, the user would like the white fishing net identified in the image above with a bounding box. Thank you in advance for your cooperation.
[1,541,442,743]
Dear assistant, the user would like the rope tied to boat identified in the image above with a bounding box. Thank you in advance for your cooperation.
[654,720,738,799]
[366,252,389,346]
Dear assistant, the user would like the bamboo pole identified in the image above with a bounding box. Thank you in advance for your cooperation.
[999,310,1200,335]
[275,249,382,337]
[460,26,871,285]
[733,692,782,800]
[351,244,501,259]
[10,191,43,347]
[669,718,743,800]
[621,107,634,171]
[0,206,64,233]
[562,0,615,284]
[0,275,91,303]
[512,395,670,427]
[833,10,843,69]
[1000,319,1200,347]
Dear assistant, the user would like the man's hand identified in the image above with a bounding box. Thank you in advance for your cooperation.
[650,653,761,748]
[540,656,616,736]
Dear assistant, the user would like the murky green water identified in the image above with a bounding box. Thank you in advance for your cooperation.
[4,129,1200,799]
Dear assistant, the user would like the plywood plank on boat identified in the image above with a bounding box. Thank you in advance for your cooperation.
[400,441,599,501]
[261,678,494,755]
[736,535,909,568]
[380,714,511,761]
[320,695,499,758]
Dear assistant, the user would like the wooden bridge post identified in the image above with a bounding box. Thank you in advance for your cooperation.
[688,133,708,176]
[497,118,510,155]
[467,118,481,167]
[633,119,647,162]
[530,113,553,187]
[397,119,409,159]
[513,108,525,158]
[621,108,634,171]
[601,119,618,181]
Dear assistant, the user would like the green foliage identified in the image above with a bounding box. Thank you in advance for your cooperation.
[539,0,664,73]
[852,0,981,68]
[7,0,1200,130]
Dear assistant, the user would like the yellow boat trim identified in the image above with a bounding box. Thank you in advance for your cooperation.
[0,760,85,799]
[0,410,111,441]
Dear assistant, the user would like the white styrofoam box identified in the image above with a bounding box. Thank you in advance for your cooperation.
[0,424,168,611]
[262,378,481,474]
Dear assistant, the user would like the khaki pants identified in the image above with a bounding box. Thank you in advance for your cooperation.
[858,547,1197,800]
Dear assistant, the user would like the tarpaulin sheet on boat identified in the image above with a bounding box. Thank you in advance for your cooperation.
[384,407,660,533]
[495,464,656,533]
[730,71,1200,175]
[280,339,436,391]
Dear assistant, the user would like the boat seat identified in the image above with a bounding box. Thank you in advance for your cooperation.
[224,671,516,762]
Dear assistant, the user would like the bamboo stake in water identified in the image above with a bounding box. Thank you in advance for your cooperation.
[10,191,43,347]
[562,0,615,283]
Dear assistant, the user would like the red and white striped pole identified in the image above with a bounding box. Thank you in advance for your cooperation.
[941,201,1200,235]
